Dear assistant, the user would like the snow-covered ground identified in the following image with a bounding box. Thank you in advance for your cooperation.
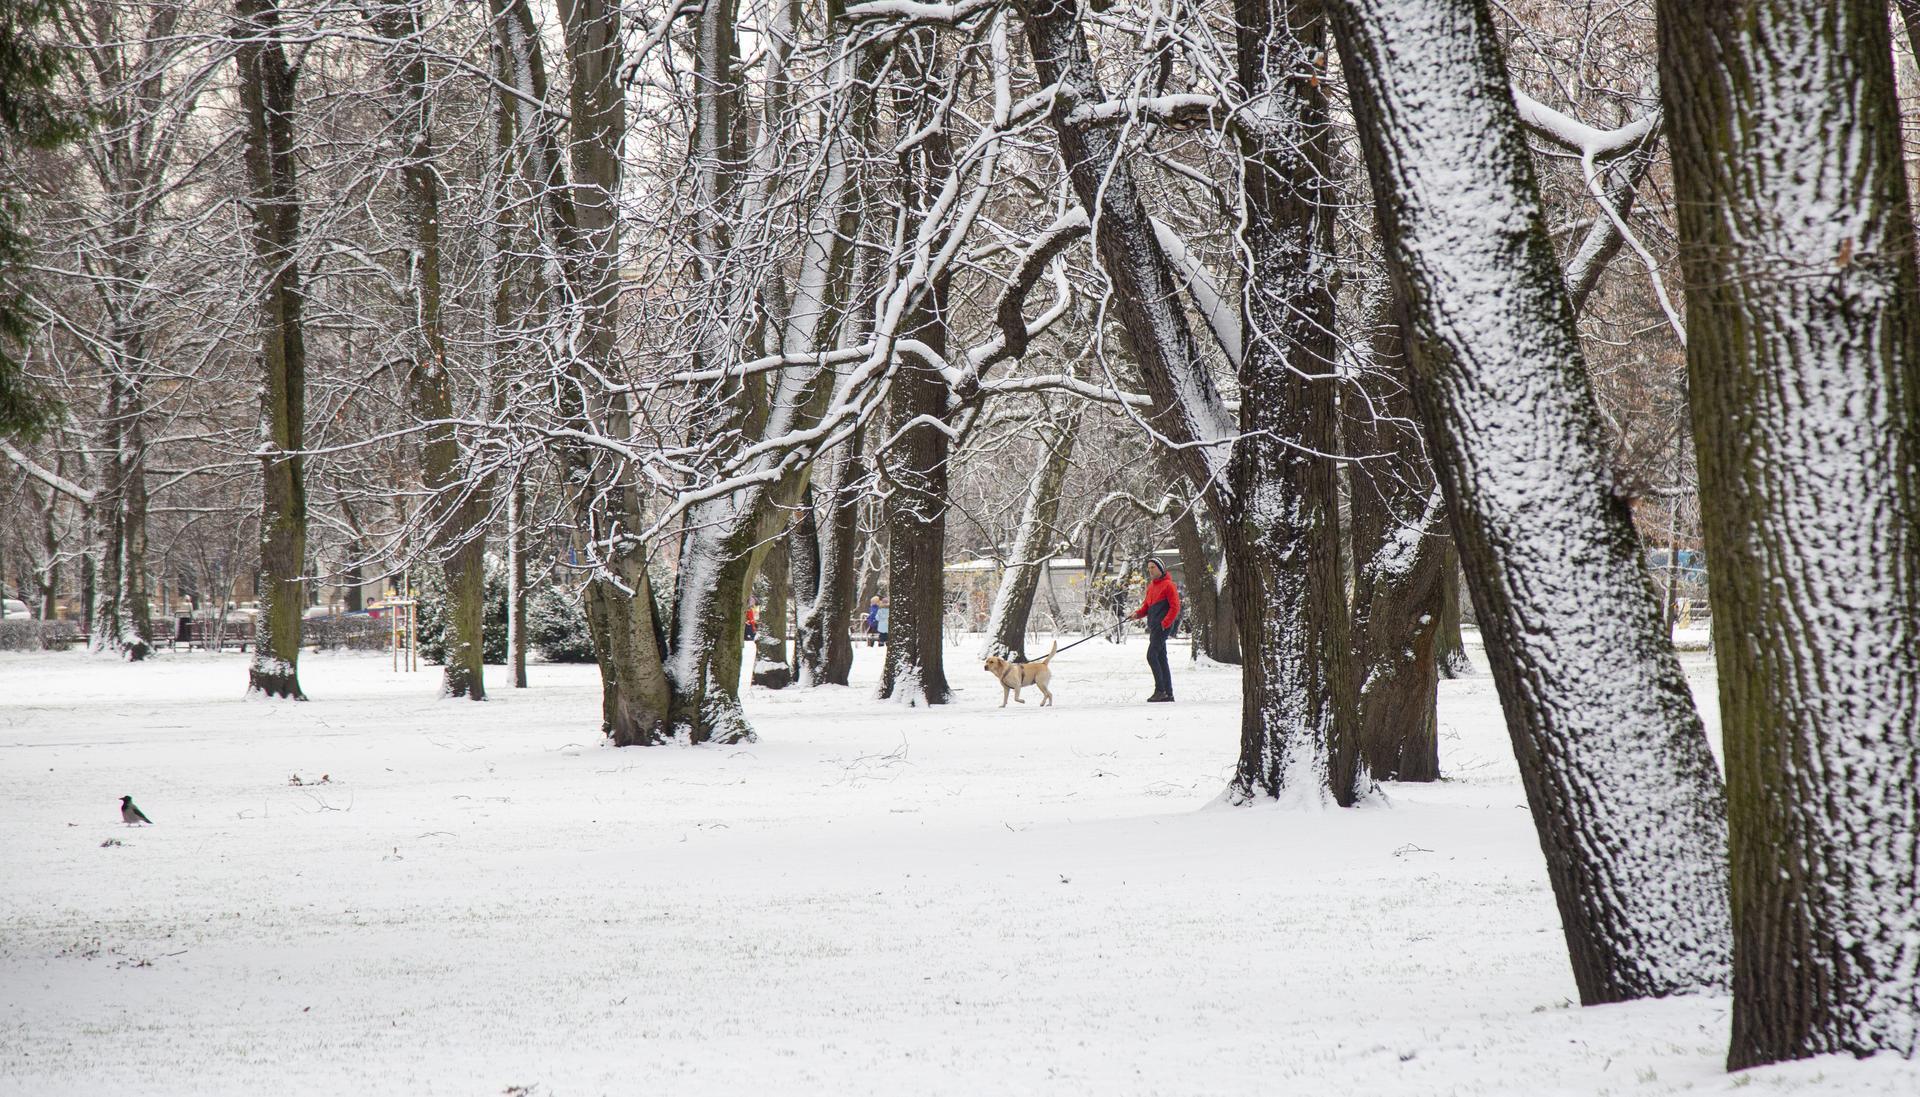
[1,635,1911,1096]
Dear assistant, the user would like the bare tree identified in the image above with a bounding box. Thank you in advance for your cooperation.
[981,403,1079,661]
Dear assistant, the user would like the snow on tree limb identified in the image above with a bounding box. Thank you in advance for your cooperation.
[1017,0,1237,510]
[1510,86,1656,159]
[1,441,95,504]
[1150,217,1242,368]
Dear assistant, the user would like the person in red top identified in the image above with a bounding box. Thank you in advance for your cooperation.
[1132,557,1181,702]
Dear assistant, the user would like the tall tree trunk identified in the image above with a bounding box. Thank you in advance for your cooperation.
[664,0,754,741]
[1021,0,1357,803]
[877,307,954,705]
[750,523,794,689]
[483,25,525,691]
[236,0,307,700]
[815,433,863,685]
[877,31,955,706]
[372,0,485,700]
[788,488,822,683]
[1169,499,1238,663]
[983,406,1079,661]
[88,367,150,660]
[564,0,669,742]
[1224,0,1361,806]
[80,544,94,628]
[35,482,59,620]
[665,0,864,737]
[1660,0,1920,1066]
[1328,0,1730,1002]
[1434,550,1470,676]
[507,470,528,688]
[494,0,671,741]
[1347,304,1443,782]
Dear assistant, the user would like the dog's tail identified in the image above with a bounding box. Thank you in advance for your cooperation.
[1034,640,1058,664]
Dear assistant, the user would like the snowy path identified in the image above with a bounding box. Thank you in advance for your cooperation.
[1,637,1909,1095]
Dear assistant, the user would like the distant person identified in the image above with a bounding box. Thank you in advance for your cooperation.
[1131,557,1180,702]
[744,600,759,642]
[876,597,891,646]
[865,596,882,647]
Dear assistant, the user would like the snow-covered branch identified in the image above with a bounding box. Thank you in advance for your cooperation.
[1510,86,1655,160]
[1064,93,1219,129]
[1,442,96,505]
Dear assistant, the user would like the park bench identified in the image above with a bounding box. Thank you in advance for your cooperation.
[169,616,252,652]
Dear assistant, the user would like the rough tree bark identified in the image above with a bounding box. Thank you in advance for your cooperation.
[877,31,956,706]
[1347,305,1444,782]
[876,296,955,704]
[982,406,1079,661]
[1223,0,1361,804]
[1328,0,1731,1002]
[1021,0,1355,804]
[1347,79,1647,779]
[1659,0,1920,1065]
[235,0,307,699]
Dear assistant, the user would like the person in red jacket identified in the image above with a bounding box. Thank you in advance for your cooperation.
[1132,557,1181,702]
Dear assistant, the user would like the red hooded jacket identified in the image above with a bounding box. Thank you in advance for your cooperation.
[1133,572,1180,631]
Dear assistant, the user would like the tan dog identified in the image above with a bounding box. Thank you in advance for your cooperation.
[982,641,1057,707]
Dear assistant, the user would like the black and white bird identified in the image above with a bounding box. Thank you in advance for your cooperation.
[119,795,152,826]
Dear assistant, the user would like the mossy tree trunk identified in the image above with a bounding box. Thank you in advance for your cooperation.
[492,0,672,742]
[371,0,485,700]
[236,0,306,700]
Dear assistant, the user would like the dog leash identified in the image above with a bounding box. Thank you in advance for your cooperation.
[1048,629,1111,658]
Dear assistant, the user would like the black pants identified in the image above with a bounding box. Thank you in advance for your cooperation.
[1146,619,1173,698]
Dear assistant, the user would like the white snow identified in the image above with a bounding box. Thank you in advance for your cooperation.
[2,640,1913,1095]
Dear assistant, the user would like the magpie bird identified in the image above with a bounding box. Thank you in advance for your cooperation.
[120,795,152,826]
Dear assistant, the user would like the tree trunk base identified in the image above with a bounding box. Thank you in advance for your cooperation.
[248,668,304,700]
